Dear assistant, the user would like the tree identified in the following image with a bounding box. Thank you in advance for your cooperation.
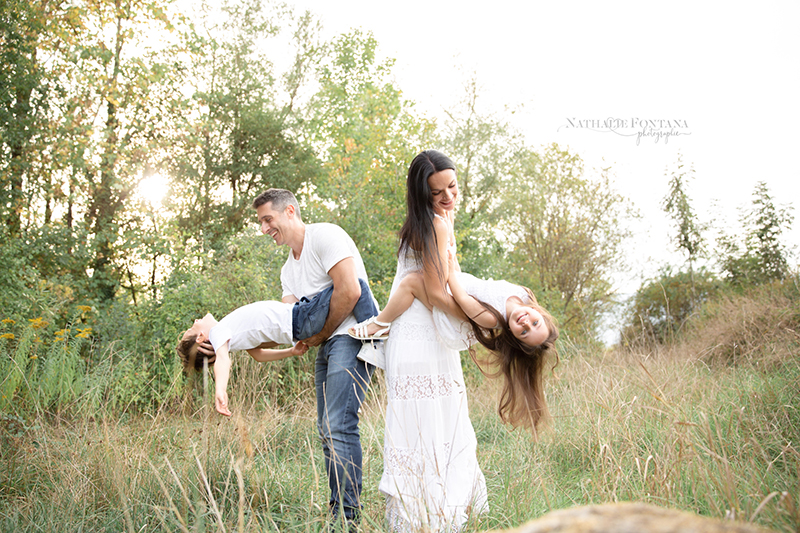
[660,153,707,314]
[0,0,196,303]
[718,181,794,286]
[165,0,321,260]
[662,154,705,272]
[499,144,636,339]
[621,266,721,346]
[441,76,525,278]
[0,0,53,237]
[302,29,434,300]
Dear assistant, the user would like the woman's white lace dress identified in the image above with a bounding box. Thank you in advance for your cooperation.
[379,249,488,532]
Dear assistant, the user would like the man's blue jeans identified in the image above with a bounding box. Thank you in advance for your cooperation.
[291,278,377,520]
[292,278,377,342]
[315,335,373,520]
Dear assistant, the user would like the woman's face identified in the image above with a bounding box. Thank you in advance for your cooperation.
[508,306,550,347]
[427,169,458,216]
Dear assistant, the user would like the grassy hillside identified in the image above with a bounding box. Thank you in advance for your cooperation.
[1,283,798,532]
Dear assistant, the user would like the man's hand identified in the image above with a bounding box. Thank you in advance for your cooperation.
[300,331,327,348]
[215,390,231,417]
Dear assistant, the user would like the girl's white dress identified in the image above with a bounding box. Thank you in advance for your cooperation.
[431,272,530,351]
[379,247,489,532]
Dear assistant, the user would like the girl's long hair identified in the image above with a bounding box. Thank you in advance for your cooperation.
[176,334,215,371]
[398,150,456,281]
[466,288,559,434]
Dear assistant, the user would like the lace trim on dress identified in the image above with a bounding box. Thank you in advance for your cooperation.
[387,374,455,401]
[385,442,453,477]
[391,321,438,342]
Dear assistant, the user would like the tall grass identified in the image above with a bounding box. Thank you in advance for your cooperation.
[1,343,797,532]
[1,282,798,532]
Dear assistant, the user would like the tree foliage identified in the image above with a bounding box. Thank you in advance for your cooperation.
[302,30,434,301]
[165,0,321,260]
[662,154,705,269]
[498,144,636,339]
[441,77,524,278]
[718,181,794,286]
[621,266,722,346]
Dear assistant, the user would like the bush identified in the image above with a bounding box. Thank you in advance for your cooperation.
[620,266,722,347]
[0,229,317,417]
[682,275,800,366]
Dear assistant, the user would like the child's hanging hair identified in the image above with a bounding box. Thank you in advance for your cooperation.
[466,287,559,433]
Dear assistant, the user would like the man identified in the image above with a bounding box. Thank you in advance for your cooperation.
[254,188,377,527]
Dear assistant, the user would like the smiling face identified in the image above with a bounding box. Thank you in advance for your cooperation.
[256,201,291,246]
[508,305,550,347]
[427,168,458,216]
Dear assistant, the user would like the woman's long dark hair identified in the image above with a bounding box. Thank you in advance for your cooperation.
[467,288,559,434]
[398,150,456,281]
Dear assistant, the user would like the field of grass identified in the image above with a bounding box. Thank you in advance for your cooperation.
[1,327,798,533]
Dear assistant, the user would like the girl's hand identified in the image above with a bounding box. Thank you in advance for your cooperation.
[215,391,232,417]
[290,342,309,356]
[447,249,458,277]
[446,209,455,227]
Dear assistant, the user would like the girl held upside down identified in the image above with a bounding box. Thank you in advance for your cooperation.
[350,252,559,431]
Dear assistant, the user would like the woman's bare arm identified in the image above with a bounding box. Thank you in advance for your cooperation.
[447,260,498,329]
[421,216,467,321]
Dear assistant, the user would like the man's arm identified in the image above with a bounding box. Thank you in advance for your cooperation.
[300,257,361,347]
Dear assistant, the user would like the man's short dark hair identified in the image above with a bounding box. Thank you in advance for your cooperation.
[253,188,301,218]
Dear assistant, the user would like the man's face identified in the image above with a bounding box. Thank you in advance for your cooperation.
[256,201,289,246]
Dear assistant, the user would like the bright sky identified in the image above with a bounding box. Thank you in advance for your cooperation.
[290,0,800,292]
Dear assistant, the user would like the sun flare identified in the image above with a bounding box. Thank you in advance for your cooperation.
[137,173,169,208]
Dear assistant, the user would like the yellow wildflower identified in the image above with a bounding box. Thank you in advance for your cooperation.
[2,318,15,325]
[0,333,14,340]
[76,305,92,313]
[28,317,47,329]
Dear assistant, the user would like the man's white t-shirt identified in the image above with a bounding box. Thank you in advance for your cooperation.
[281,223,373,340]
[208,300,294,353]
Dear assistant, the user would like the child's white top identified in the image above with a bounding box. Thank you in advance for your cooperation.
[208,300,294,352]
[432,272,529,351]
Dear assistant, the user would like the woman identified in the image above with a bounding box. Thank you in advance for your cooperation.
[379,150,488,532]
[350,257,559,432]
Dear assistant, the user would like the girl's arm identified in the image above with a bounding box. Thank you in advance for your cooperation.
[446,252,498,329]
[246,342,309,362]
[421,216,467,321]
[213,342,233,416]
